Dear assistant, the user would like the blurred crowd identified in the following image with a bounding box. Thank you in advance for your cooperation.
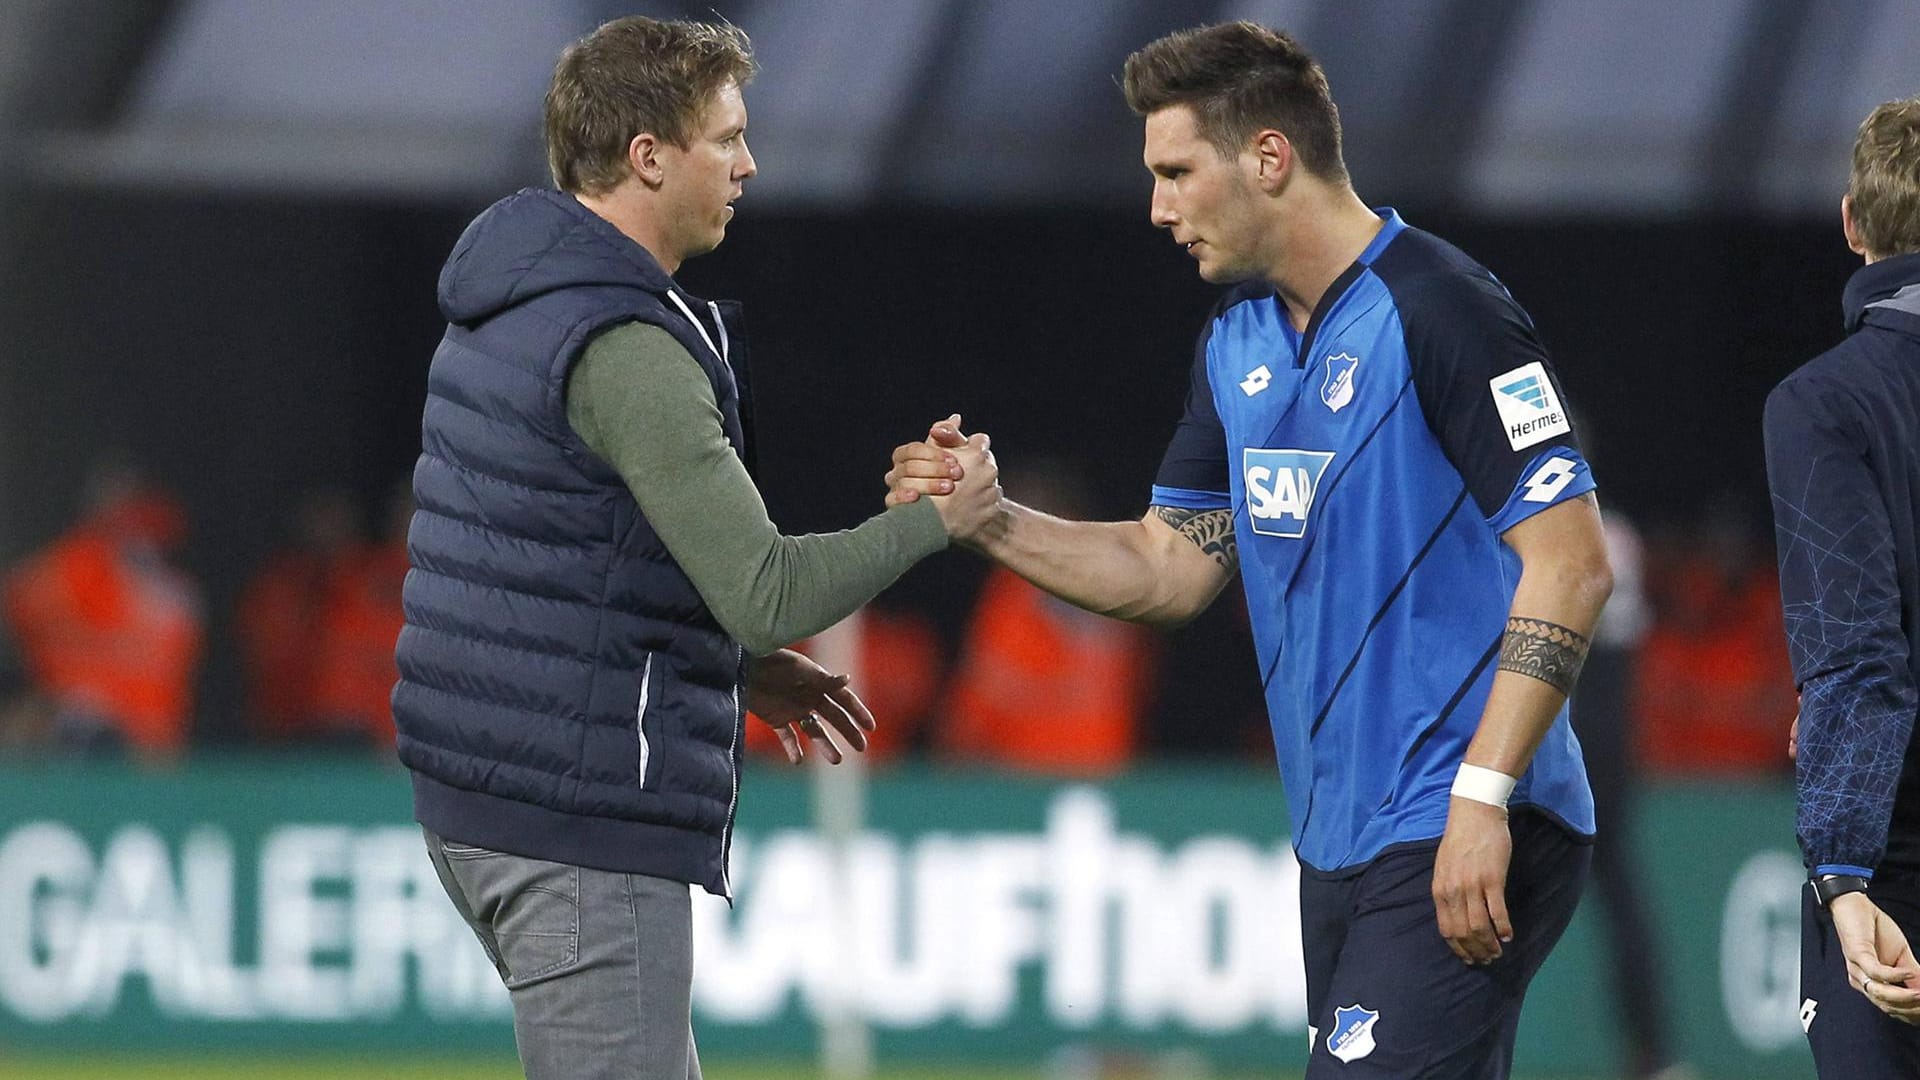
[0,462,410,759]
[0,460,1794,777]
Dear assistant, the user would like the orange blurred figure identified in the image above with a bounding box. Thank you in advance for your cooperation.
[1633,502,1797,773]
[934,461,1157,775]
[4,466,203,757]
[305,483,412,747]
[937,565,1156,775]
[237,489,360,740]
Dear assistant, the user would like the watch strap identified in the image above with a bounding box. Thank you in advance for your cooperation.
[1813,874,1871,907]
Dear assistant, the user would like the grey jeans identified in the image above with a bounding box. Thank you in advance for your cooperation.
[423,828,702,1080]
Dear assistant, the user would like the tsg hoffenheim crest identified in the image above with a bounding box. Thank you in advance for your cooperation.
[1321,352,1359,412]
[1328,1003,1380,1062]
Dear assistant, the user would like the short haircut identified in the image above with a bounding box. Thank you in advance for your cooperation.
[1849,97,1920,258]
[544,16,756,195]
[1122,21,1346,183]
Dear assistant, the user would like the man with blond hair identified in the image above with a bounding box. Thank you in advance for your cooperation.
[1766,96,1920,1075]
[393,16,994,1079]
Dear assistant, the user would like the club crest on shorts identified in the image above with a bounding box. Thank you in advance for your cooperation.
[1328,1003,1380,1063]
[1320,351,1358,412]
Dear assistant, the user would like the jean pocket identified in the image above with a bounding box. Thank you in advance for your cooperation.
[493,862,582,988]
[438,839,502,861]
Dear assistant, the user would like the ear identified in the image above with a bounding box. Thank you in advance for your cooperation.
[628,132,666,189]
[1250,129,1292,194]
[1841,194,1870,258]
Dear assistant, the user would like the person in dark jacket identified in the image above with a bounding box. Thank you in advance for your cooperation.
[393,17,998,1080]
[1764,95,1920,1077]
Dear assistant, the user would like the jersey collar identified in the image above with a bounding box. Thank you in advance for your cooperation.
[1357,207,1409,268]
[1293,208,1409,368]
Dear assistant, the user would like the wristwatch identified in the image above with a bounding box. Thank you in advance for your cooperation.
[1813,873,1871,907]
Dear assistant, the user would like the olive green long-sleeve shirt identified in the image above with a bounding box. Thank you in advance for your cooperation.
[565,321,947,656]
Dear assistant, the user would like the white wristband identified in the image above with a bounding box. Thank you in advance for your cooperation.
[1451,763,1517,809]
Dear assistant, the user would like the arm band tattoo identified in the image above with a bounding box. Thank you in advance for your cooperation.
[1152,505,1238,570]
[1497,617,1590,695]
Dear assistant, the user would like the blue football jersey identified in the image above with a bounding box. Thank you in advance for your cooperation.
[1153,210,1597,872]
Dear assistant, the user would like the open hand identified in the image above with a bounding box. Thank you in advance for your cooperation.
[745,648,876,765]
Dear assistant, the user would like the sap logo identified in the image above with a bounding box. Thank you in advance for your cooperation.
[1488,361,1571,451]
[1244,448,1335,539]
[1328,1003,1380,1062]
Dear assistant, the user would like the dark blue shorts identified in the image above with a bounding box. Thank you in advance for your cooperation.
[1298,810,1591,1079]
[1801,883,1920,1078]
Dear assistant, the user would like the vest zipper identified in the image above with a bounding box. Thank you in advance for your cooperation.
[707,299,730,365]
[666,290,728,367]
[667,290,741,896]
[719,645,744,899]
[636,653,655,788]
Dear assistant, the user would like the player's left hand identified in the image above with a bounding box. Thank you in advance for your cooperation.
[1830,891,1920,1024]
[745,648,876,765]
[1433,797,1514,965]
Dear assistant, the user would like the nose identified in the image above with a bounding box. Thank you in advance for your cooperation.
[1149,180,1176,229]
[736,138,758,180]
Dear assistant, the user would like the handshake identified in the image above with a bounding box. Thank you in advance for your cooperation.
[883,413,1005,547]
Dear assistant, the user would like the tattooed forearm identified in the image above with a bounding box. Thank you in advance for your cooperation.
[1153,506,1238,570]
[1497,617,1590,695]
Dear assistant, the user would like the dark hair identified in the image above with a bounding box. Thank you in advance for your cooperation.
[1849,97,1920,258]
[1122,21,1346,183]
[544,16,756,195]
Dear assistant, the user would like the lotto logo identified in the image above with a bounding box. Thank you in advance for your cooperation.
[1521,457,1579,503]
[1244,448,1336,539]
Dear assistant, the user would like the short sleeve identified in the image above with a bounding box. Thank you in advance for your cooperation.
[1151,318,1231,510]
[1400,270,1594,529]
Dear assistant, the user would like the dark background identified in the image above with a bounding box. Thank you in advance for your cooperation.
[0,185,1860,743]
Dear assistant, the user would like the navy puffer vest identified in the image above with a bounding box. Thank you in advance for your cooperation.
[393,189,751,897]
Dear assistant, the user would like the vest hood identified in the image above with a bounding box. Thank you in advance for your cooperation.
[438,188,677,326]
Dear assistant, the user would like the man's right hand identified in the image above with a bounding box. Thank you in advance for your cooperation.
[885,414,1001,545]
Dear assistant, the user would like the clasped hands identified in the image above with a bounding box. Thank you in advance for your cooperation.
[885,413,1004,546]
